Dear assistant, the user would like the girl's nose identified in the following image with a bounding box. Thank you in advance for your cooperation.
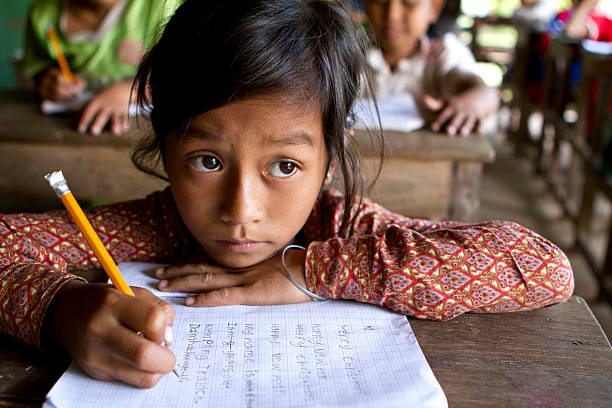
[219,174,264,226]
[387,0,404,23]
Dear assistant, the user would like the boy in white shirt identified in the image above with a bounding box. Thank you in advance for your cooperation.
[364,0,499,136]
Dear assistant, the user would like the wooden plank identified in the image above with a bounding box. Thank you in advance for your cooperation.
[331,158,452,220]
[0,91,142,147]
[353,129,495,163]
[363,157,452,219]
[449,161,483,221]
[411,296,612,408]
[0,141,167,201]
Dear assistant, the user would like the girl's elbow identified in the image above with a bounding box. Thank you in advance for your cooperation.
[554,251,575,301]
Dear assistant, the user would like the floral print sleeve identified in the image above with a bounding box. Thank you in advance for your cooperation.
[303,189,574,320]
[0,190,190,348]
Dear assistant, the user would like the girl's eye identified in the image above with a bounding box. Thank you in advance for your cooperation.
[268,161,299,178]
[189,155,222,172]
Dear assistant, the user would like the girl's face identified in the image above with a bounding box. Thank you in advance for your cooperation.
[165,96,329,269]
[365,0,442,57]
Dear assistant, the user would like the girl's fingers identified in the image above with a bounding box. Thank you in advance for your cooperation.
[156,263,226,279]
[104,324,176,375]
[54,85,72,100]
[186,287,245,307]
[118,288,173,344]
[132,287,176,345]
[73,75,87,92]
[446,112,467,136]
[90,108,112,135]
[432,106,455,132]
[110,112,124,135]
[121,113,130,133]
[85,347,168,389]
[185,282,311,307]
[422,94,444,112]
[109,112,130,135]
[158,270,244,293]
[78,102,99,133]
[460,115,478,136]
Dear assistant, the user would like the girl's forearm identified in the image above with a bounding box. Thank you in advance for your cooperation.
[305,221,574,320]
[566,3,595,38]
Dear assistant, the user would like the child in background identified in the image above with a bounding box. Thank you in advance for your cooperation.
[1,0,573,388]
[22,0,180,135]
[551,0,612,41]
[512,0,559,32]
[363,0,500,136]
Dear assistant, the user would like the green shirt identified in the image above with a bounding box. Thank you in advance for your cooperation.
[22,0,181,88]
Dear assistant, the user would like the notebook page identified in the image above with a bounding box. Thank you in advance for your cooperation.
[353,95,425,133]
[45,263,447,408]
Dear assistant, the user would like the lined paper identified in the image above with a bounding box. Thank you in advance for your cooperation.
[45,263,447,408]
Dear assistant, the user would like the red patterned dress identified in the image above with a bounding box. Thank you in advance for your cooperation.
[0,188,574,349]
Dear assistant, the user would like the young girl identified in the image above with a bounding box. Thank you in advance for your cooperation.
[1,0,573,389]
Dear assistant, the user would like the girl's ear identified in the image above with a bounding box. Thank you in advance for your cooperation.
[430,0,446,23]
[324,160,337,186]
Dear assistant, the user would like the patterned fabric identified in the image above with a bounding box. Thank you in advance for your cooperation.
[0,188,574,349]
[303,189,574,320]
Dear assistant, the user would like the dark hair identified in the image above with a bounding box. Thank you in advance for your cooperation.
[133,0,380,237]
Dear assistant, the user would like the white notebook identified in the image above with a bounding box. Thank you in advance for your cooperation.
[353,95,424,133]
[44,262,447,408]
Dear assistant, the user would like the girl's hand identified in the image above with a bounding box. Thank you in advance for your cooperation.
[48,280,176,389]
[78,81,132,135]
[35,67,86,101]
[424,88,498,137]
[155,249,311,306]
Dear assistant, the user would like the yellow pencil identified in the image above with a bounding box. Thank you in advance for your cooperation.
[44,171,134,296]
[46,26,74,84]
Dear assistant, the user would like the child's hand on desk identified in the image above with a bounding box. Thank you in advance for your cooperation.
[155,249,311,306]
[35,67,86,101]
[78,80,132,136]
[423,86,499,136]
[47,280,176,388]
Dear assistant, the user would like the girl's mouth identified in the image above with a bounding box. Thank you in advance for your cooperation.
[215,239,267,253]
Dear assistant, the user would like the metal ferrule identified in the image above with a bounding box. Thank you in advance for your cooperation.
[44,170,71,197]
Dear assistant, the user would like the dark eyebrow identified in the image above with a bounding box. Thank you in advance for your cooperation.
[183,127,315,147]
[181,128,221,142]
[269,132,315,147]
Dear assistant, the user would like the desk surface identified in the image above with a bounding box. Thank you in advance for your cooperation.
[0,295,610,408]
[0,90,142,146]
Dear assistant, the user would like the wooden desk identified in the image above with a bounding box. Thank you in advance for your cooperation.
[0,91,494,220]
[1,295,610,408]
[0,90,167,207]
[353,129,495,221]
